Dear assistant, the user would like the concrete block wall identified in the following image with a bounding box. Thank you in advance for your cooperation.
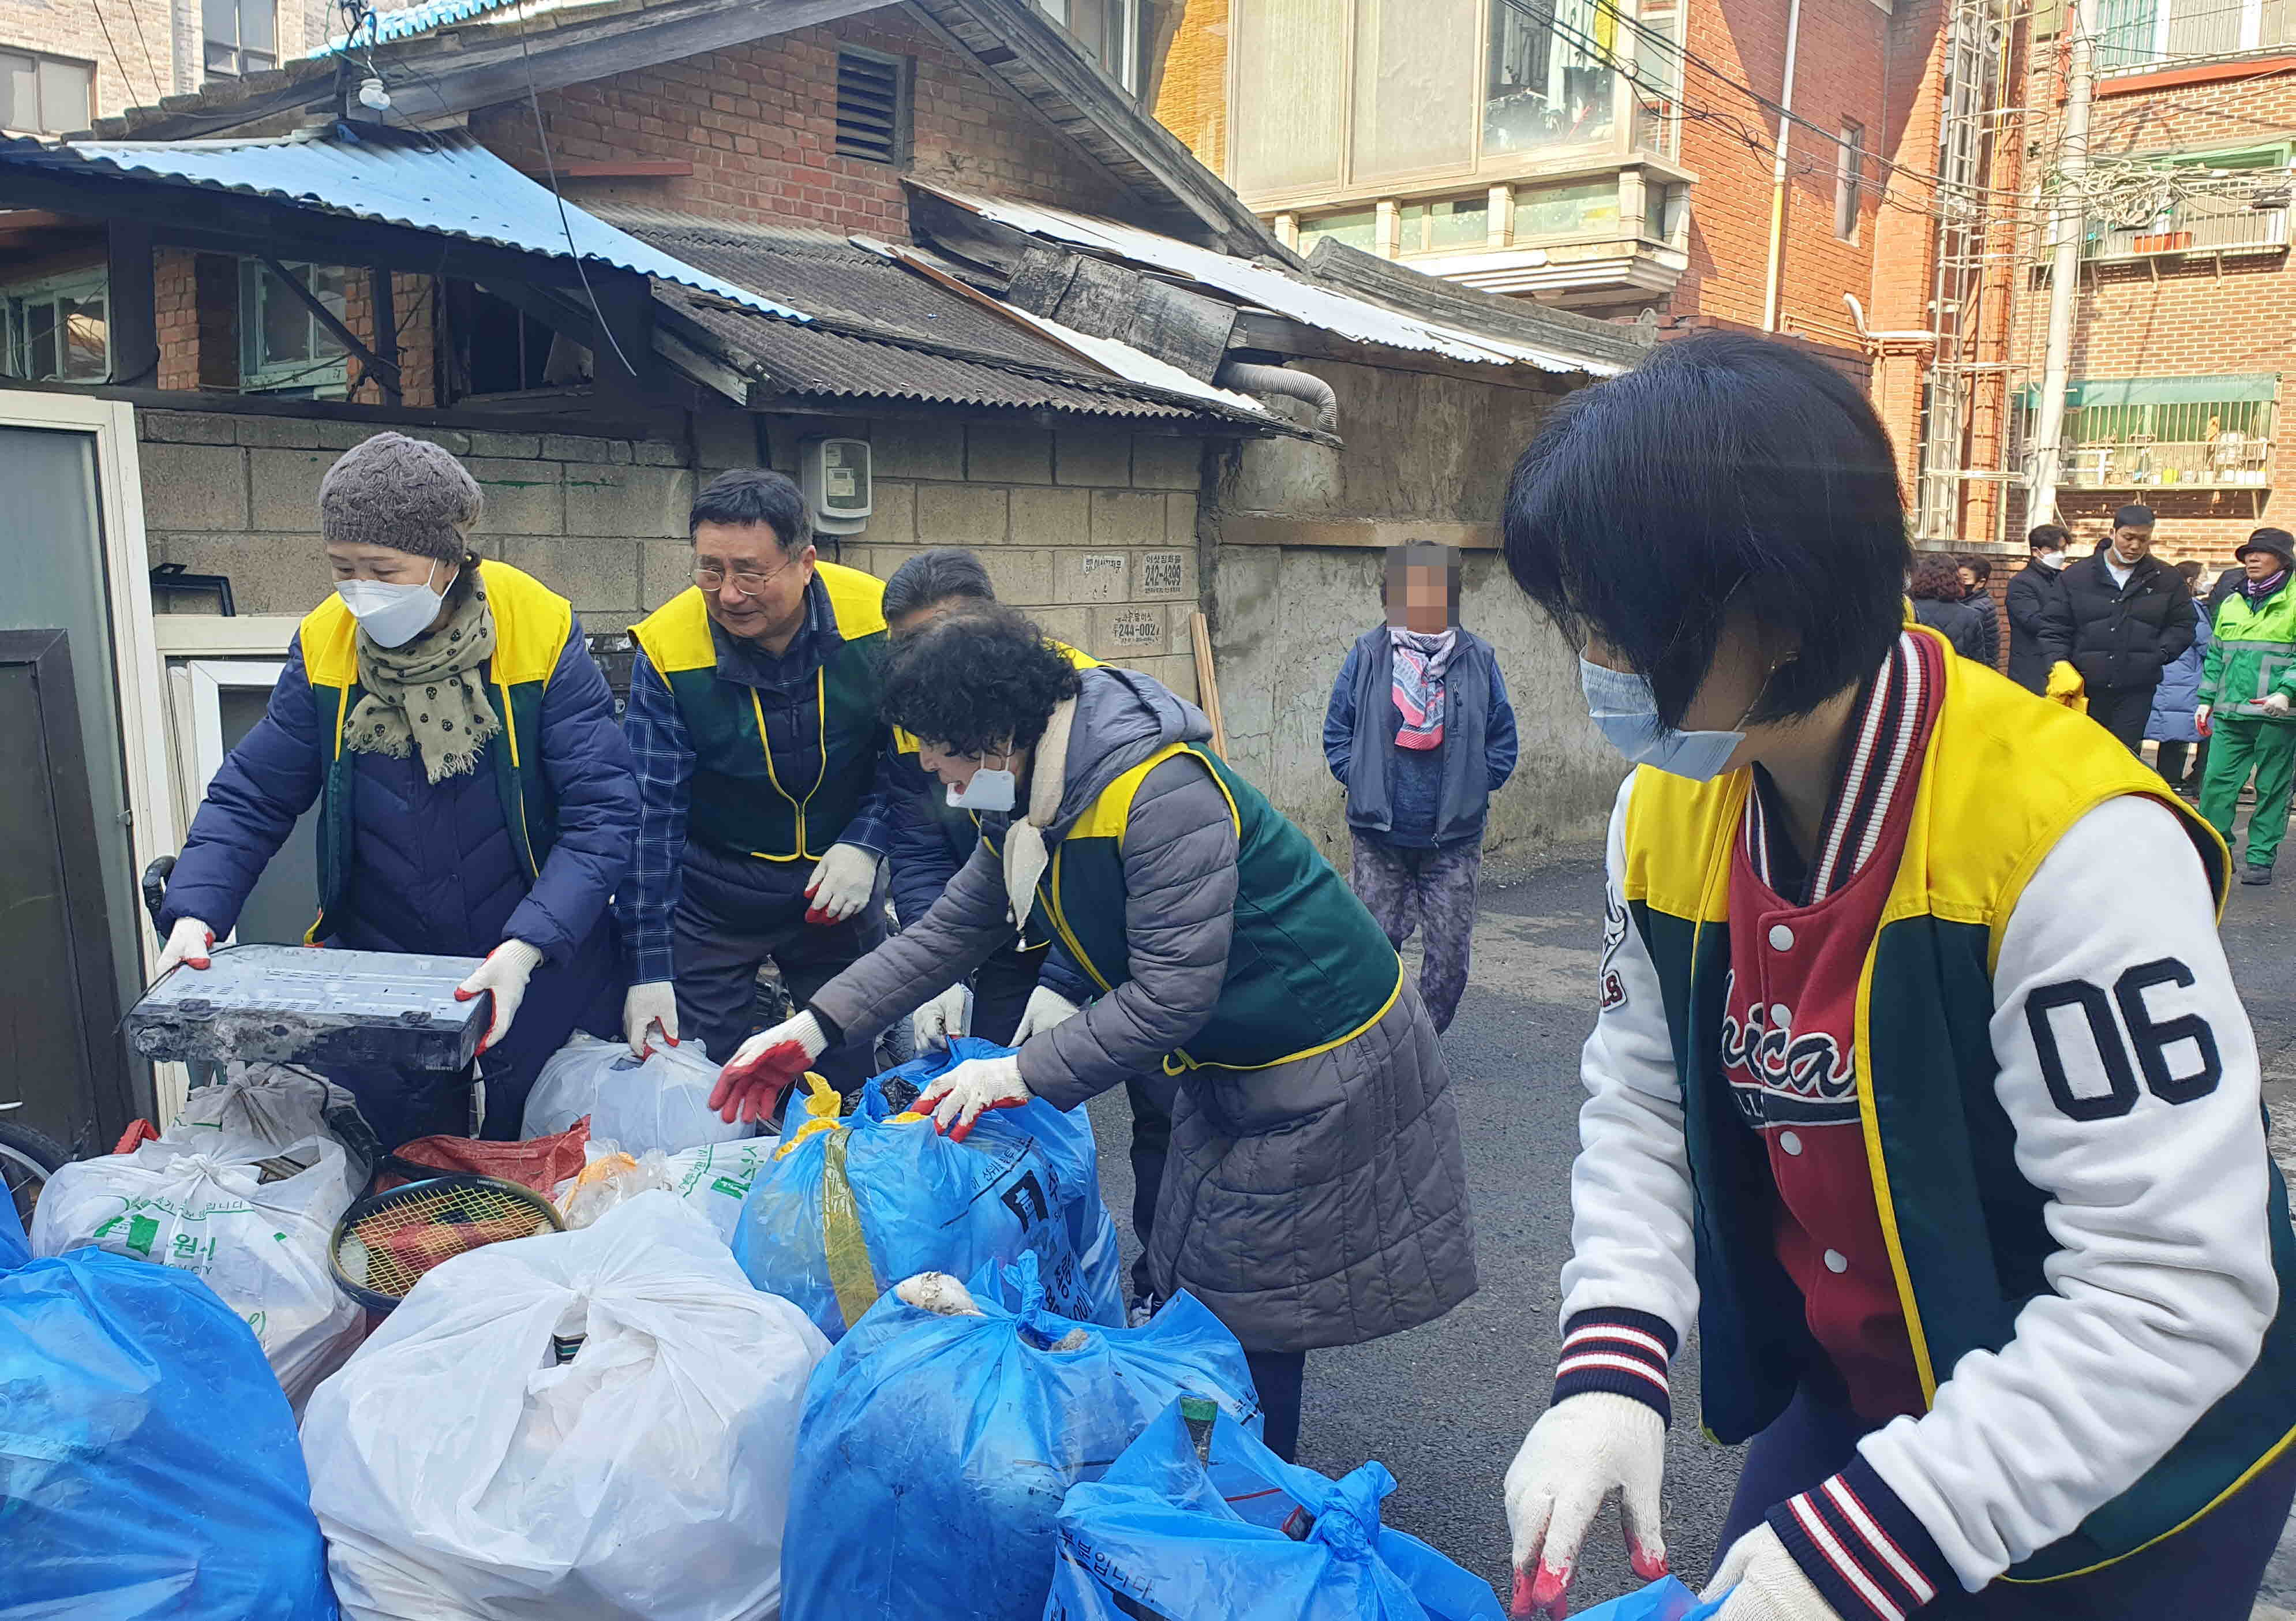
[1210,542,1621,867]
[688,411,1211,703]
[136,410,691,629]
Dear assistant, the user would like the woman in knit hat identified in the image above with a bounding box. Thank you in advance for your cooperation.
[154,432,640,1147]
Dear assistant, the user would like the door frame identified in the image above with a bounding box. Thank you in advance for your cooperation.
[0,628,137,1140]
[184,658,291,949]
[0,392,170,984]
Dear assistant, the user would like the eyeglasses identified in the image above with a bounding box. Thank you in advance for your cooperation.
[693,553,801,598]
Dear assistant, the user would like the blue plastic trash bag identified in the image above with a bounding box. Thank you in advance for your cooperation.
[781,1252,1261,1621]
[0,1185,336,1620]
[1570,1578,1723,1620]
[1045,1398,1507,1621]
[731,1037,1123,1340]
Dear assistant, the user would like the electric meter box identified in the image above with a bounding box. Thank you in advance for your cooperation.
[801,437,872,534]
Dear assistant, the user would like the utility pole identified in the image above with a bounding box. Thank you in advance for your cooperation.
[1761,0,1806,332]
[2027,0,2099,527]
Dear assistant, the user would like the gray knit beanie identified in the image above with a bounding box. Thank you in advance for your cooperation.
[320,432,483,563]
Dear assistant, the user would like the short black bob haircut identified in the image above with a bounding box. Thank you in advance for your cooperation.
[688,468,812,552]
[879,604,1084,758]
[884,546,995,626]
[1501,331,1909,729]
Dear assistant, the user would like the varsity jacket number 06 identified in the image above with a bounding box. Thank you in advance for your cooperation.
[1567,635,2296,1597]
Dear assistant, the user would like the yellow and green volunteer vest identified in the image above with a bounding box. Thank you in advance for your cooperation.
[1622,628,2296,1581]
[298,558,570,944]
[1013,742,1402,1072]
[631,562,887,862]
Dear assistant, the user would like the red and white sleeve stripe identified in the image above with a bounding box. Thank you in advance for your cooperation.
[1768,1457,1956,1621]
[1550,1308,1677,1427]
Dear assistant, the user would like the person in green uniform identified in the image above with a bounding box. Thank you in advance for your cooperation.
[706,604,1477,1464]
[2196,527,2296,885]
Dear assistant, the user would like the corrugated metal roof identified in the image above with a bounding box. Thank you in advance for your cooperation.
[917,183,1627,376]
[0,128,806,320]
[661,290,1207,420]
[323,0,529,50]
[610,210,1276,428]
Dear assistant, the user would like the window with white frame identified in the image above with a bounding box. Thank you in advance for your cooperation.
[1836,120,1866,241]
[238,259,351,395]
[1036,0,1140,92]
[1,268,108,383]
[1487,0,1619,158]
[203,0,276,80]
[2098,0,2294,71]
[0,48,93,135]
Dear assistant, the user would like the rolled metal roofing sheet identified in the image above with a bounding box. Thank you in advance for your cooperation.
[916,182,1625,376]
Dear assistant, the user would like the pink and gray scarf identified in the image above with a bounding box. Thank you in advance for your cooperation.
[1389,628,1459,750]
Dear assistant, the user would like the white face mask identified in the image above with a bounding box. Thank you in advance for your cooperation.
[338,562,453,650]
[2037,551,2066,570]
[944,751,1018,813]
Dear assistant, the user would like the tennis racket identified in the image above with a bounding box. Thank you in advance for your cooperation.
[329,1173,563,1313]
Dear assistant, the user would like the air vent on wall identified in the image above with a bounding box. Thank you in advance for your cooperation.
[834,48,904,165]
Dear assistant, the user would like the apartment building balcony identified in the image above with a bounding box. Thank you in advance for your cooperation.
[2058,436,2274,489]
[2080,181,2291,265]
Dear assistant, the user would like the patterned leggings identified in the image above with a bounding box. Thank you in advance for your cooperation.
[1347,836,1482,1034]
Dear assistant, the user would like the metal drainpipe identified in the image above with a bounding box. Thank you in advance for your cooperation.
[1215,361,1340,435]
[1761,0,1807,332]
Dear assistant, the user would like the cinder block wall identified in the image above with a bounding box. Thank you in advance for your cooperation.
[703,411,1208,702]
[133,407,1205,705]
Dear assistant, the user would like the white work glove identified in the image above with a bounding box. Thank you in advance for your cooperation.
[455,939,543,1055]
[804,843,881,925]
[911,984,968,1051]
[2266,691,2292,717]
[713,1009,827,1124]
[1504,1393,1669,1618]
[914,1051,1031,1143]
[2196,703,2214,738]
[156,916,215,976]
[623,979,681,1058]
[1011,985,1081,1042]
[1703,1524,1840,1621]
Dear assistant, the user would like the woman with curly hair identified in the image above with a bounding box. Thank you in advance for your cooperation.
[1907,553,1988,661]
[708,604,1477,1463]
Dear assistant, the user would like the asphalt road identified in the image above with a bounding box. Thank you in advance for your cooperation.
[1088,791,2296,1617]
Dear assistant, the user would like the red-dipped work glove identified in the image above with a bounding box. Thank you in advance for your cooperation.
[711,1010,826,1124]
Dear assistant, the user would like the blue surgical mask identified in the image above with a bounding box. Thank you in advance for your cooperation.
[1579,657,1747,783]
[946,762,1018,813]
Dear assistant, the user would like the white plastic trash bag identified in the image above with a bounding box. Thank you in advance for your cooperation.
[302,1191,829,1621]
[557,1139,779,1244]
[30,1134,362,1407]
[553,1144,677,1230]
[166,1062,376,1192]
[522,1036,755,1154]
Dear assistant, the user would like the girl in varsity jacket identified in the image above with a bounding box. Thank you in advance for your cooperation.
[1499,334,2296,1621]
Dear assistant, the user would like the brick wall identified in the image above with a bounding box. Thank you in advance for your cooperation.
[2008,54,2296,566]
[466,10,1137,237]
[0,0,181,122]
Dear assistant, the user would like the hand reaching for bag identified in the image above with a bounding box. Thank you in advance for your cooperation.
[912,1052,1031,1143]
[1504,1393,1669,1618]
[711,1011,826,1124]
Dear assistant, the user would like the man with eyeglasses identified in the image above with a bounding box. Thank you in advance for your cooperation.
[615,469,894,1092]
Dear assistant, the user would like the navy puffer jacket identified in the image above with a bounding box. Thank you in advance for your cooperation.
[162,605,637,979]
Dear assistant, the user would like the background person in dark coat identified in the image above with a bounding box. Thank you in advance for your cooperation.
[2149,561,2213,791]
[1909,554,1988,660]
[2006,525,2070,691]
[2037,503,2197,752]
[1956,556,2000,667]
[155,435,639,1147]
[1323,542,1519,1034]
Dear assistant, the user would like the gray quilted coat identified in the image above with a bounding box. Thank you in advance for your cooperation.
[808,667,1476,1353]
